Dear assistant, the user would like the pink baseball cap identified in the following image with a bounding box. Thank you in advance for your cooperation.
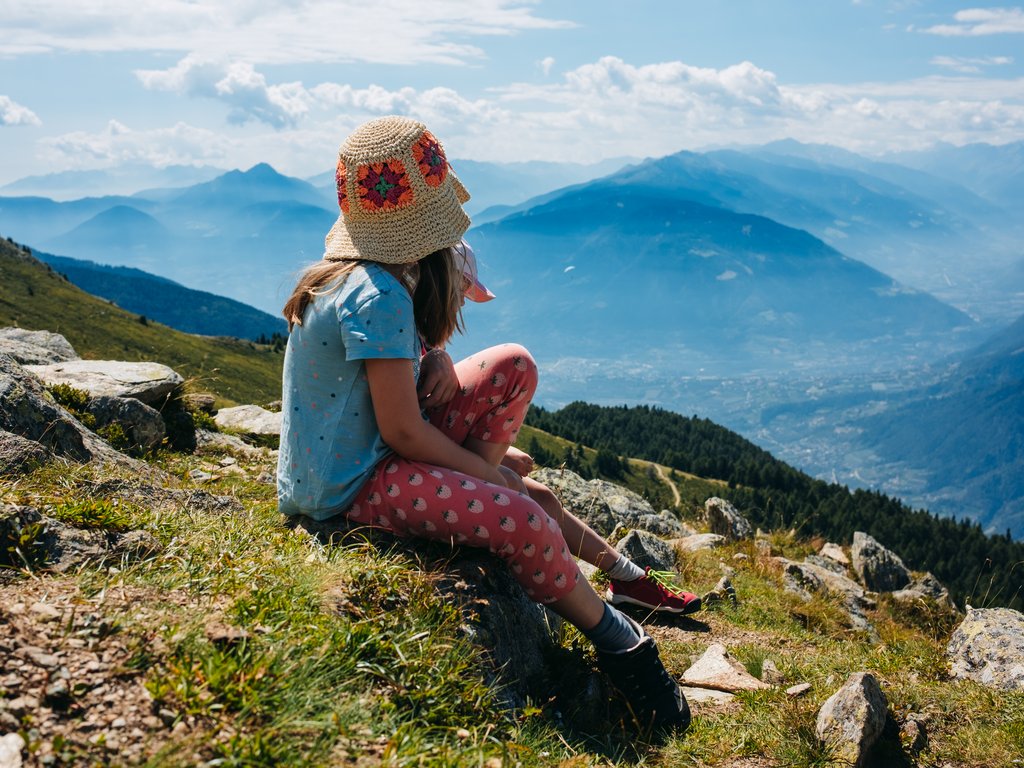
[456,239,495,302]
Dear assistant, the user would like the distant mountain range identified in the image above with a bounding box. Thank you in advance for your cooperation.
[33,250,287,341]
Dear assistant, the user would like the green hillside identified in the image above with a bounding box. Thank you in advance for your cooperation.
[0,236,283,406]
[528,402,1024,612]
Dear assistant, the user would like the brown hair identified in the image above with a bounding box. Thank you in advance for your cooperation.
[414,246,465,348]
[282,250,463,347]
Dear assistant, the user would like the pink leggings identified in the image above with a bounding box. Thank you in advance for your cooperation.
[346,344,581,603]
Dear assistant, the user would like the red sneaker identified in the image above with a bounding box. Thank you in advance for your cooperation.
[607,567,702,615]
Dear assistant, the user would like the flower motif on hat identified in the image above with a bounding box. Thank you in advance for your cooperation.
[335,158,349,213]
[411,131,448,188]
[357,160,414,212]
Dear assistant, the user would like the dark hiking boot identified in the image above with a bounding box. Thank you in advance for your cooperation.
[596,619,691,735]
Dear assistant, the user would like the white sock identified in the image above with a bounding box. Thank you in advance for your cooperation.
[606,554,645,582]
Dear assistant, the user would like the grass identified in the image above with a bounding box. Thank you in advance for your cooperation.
[0,239,283,407]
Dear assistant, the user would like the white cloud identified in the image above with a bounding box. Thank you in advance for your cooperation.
[0,95,41,126]
[539,56,556,76]
[920,7,1024,36]
[0,1,572,65]
[931,54,1014,73]
[39,120,232,168]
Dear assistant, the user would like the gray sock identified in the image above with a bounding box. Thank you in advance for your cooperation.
[582,604,641,653]
[605,554,645,582]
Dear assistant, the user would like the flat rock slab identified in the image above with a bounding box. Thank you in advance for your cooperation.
[214,405,282,436]
[26,360,183,405]
[672,533,726,553]
[680,686,736,705]
[681,643,771,692]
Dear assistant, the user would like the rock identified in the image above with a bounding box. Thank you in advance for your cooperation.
[703,497,753,541]
[195,428,267,458]
[681,643,771,692]
[614,529,676,572]
[947,607,1024,691]
[891,572,956,612]
[0,328,78,365]
[680,686,735,705]
[86,395,165,452]
[815,672,888,768]
[214,404,282,436]
[0,354,156,475]
[0,430,51,475]
[702,576,737,608]
[183,393,216,413]
[901,716,928,754]
[672,533,726,553]
[761,658,785,686]
[25,360,183,406]
[0,505,163,572]
[805,554,848,576]
[820,542,849,566]
[531,468,688,538]
[778,558,877,638]
[850,531,911,592]
[786,682,812,697]
[0,733,25,768]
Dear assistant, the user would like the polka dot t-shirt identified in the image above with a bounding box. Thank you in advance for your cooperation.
[277,263,418,521]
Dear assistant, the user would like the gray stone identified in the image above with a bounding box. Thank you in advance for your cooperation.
[786,682,812,697]
[182,393,216,413]
[0,732,25,768]
[681,643,771,692]
[0,430,50,475]
[761,658,785,686]
[892,572,956,612]
[615,529,676,572]
[214,404,282,436]
[815,672,889,768]
[779,558,877,638]
[195,428,268,458]
[0,328,78,365]
[86,395,165,452]
[702,576,738,608]
[672,533,726,553]
[820,542,850,566]
[0,505,163,572]
[704,497,753,541]
[0,354,152,474]
[851,531,911,592]
[947,607,1024,691]
[805,554,848,575]
[531,468,687,538]
[25,359,183,406]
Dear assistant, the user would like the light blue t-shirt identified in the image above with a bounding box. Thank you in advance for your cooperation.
[277,263,419,520]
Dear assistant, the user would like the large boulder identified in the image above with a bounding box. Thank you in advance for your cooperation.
[0,353,144,470]
[615,529,676,572]
[947,607,1024,691]
[531,468,687,538]
[0,328,79,365]
[891,572,956,613]
[25,360,183,406]
[86,395,166,453]
[815,672,889,767]
[704,497,753,541]
[851,531,911,592]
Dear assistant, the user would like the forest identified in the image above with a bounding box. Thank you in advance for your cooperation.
[526,402,1024,612]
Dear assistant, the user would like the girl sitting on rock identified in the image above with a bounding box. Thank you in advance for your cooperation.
[277,115,698,734]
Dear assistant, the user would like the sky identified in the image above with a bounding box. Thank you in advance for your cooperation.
[1,0,1023,185]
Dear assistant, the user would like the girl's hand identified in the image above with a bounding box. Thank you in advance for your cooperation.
[502,446,534,477]
[417,348,460,407]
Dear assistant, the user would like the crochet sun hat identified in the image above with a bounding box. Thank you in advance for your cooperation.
[324,116,471,264]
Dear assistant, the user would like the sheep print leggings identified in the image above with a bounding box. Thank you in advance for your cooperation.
[345,344,582,604]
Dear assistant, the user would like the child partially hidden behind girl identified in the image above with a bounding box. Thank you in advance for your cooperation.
[277,116,700,734]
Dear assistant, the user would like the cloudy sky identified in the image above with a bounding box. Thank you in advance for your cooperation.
[1,0,1022,184]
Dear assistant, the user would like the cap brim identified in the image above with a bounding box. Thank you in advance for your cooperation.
[465,279,495,303]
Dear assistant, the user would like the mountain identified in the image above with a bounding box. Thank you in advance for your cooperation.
[885,140,1024,210]
[854,313,1024,537]
[0,163,225,201]
[0,236,283,405]
[457,171,975,377]
[34,250,287,341]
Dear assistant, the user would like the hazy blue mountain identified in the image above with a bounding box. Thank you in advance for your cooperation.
[854,313,1024,537]
[34,250,287,340]
[0,164,225,201]
[457,175,975,377]
[0,195,159,248]
[884,141,1024,210]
